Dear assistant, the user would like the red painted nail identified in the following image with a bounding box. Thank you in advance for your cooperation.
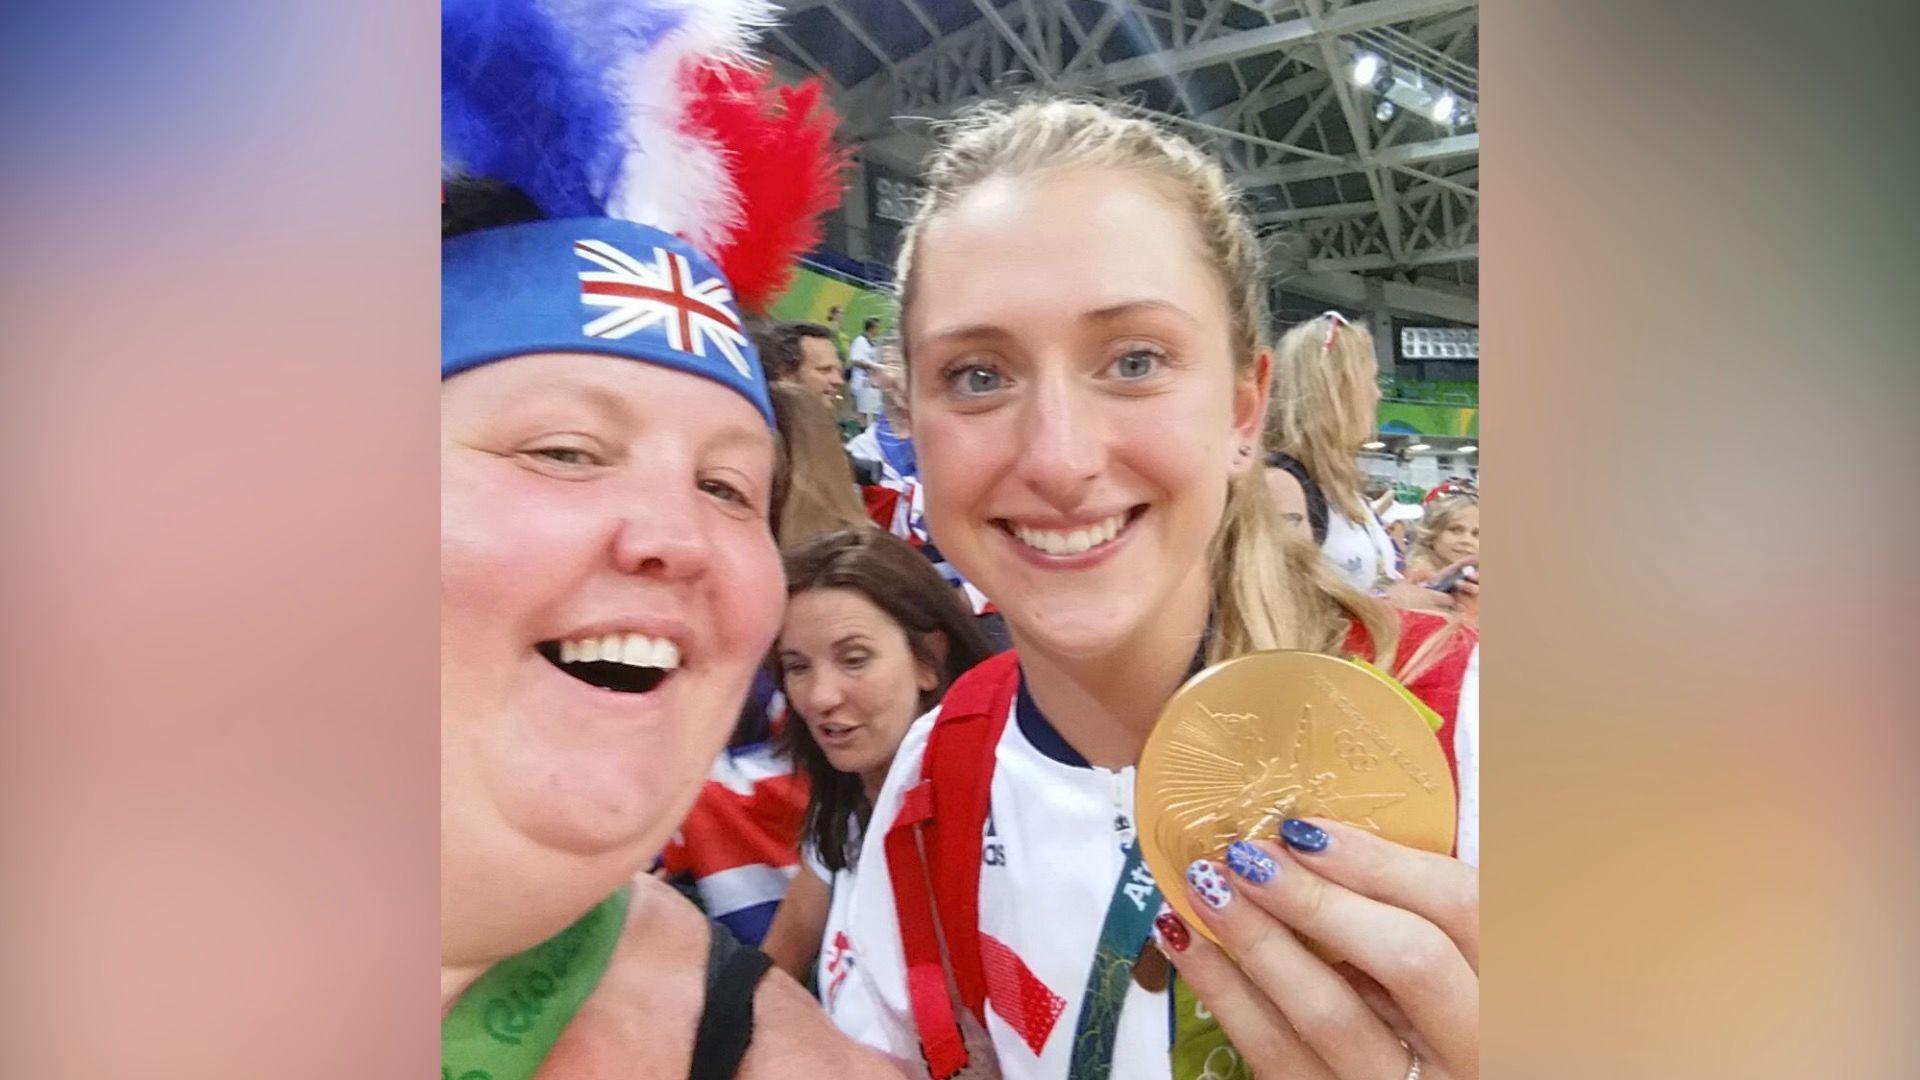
[1154,911,1190,952]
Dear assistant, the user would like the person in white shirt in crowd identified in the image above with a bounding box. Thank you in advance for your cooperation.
[848,316,886,427]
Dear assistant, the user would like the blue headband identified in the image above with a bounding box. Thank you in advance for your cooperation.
[442,218,773,427]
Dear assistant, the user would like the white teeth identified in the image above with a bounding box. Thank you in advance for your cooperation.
[557,632,682,670]
[1010,512,1129,556]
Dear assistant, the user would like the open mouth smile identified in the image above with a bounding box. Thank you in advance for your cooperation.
[994,505,1147,557]
[536,632,681,694]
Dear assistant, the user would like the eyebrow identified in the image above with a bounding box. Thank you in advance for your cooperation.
[1083,298,1202,326]
[920,299,1200,348]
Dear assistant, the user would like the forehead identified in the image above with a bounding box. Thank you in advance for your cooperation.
[444,351,772,450]
[910,167,1222,329]
[800,337,839,363]
[783,586,895,638]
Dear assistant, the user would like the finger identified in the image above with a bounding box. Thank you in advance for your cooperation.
[1154,908,1336,1080]
[1240,835,1479,1074]
[1279,819,1479,967]
[1185,853,1411,1080]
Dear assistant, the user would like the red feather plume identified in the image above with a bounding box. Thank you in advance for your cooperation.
[683,62,848,315]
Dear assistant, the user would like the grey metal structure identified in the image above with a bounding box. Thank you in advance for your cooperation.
[766,0,1478,328]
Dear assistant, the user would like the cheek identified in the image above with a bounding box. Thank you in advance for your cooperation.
[441,468,596,645]
[707,524,785,659]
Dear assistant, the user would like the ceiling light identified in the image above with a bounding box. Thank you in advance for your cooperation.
[1373,98,1397,123]
[1351,53,1381,87]
[1362,440,1386,450]
[1430,92,1456,124]
[1406,442,1431,452]
[1460,445,1477,453]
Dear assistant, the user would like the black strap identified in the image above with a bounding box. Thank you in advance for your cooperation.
[1265,451,1330,546]
[690,921,774,1080]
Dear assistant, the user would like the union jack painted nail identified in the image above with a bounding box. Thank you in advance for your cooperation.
[1154,910,1190,952]
[1186,859,1232,909]
[1226,840,1278,884]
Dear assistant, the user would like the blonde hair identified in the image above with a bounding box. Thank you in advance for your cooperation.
[1408,494,1479,575]
[768,383,868,546]
[1268,315,1378,522]
[890,98,1405,670]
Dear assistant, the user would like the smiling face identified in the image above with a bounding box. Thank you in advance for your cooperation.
[795,336,844,403]
[905,168,1268,661]
[777,586,936,789]
[440,352,783,965]
[1432,501,1480,564]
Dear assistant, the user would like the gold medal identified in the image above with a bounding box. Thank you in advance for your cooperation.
[1136,650,1455,943]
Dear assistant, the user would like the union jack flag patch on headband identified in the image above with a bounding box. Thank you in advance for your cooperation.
[574,238,752,379]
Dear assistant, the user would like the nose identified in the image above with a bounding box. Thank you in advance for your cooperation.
[1014,370,1105,507]
[608,475,713,581]
[794,669,844,721]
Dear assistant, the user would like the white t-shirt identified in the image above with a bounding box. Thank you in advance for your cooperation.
[1321,506,1401,592]
[833,662,1482,1078]
[848,334,882,414]
[801,824,894,1049]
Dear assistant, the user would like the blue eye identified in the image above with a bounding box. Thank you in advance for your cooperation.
[947,365,1004,395]
[1110,349,1162,379]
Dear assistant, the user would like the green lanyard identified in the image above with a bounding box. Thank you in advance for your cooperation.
[442,887,632,1080]
[1060,842,1254,1080]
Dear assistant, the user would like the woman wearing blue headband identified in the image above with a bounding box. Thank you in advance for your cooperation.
[437,3,902,1077]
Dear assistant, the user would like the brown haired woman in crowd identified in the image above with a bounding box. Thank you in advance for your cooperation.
[759,528,993,1037]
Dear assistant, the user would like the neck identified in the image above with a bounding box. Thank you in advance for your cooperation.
[860,768,886,804]
[1014,576,1211,770]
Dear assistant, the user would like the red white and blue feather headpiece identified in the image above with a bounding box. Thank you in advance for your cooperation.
[441,0,844,422]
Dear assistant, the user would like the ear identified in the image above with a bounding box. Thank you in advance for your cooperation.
[916,629,949,693]
[1230,348,1273,475]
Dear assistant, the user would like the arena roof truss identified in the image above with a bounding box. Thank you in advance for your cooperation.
[769,0,1479,324]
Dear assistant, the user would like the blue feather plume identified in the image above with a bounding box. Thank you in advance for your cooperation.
[442,0,686,217]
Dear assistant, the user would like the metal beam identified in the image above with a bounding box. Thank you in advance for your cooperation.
[821,0,901,81]
[1254,200,1378,224]
[1279,268,1477,323]
[1303,0,1404,265]
[1236,131,1476,185]
[969,0,1058,88]
[1308,243,1476,272]
[1098,0,1477,84]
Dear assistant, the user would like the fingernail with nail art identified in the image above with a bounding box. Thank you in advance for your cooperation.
[1225,840,1278,884]
[1186,859,1232,909]
[1279,818,1329,853]
[1154,911,1190,952]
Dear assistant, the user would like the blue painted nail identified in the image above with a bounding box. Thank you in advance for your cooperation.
[1225,840,1277,884]
[1185,859,1232,909]
[1279,818,1329,853]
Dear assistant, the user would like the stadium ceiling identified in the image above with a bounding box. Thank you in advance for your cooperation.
[766,0,1479,324]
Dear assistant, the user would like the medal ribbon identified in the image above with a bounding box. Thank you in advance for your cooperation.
[442,887,631,1080]
[1064,841,1162,1080]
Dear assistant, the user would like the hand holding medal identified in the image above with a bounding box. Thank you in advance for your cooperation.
[1137,652,1479,1079]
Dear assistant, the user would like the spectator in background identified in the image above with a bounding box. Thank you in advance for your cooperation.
[763,321,846,408]
[1268,315,1458,612]
[846,316,884,427]
[769,383,870,546]
[1404,494,1480,624]
[760,528,992,1027]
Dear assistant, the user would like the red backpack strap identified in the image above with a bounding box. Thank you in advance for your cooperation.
[881,650,1021,1079]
